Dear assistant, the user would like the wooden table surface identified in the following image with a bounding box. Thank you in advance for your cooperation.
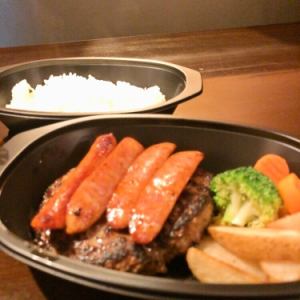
[0,23,300,300]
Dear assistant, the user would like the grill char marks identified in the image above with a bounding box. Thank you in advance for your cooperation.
[34,168,213,274]
[158,168,214,256]
[71,223,167,274]
[68,168,214,274]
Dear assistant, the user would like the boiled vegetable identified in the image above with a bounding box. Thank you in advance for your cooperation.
[208,226,300,262]
[268,211,300,230]
[210,167,282,227]
[260,260,300,282]
[186,247,263,284]
[254,154,289,185]
[277,173,300,214]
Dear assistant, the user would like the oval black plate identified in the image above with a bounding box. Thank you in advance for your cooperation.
[0,114,300,299]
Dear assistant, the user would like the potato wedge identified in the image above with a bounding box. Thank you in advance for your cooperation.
[267,212,300,231]
[208,226,300,261]
[186,247,262,284]
[261,261,300,283]
[197,236,266,282]
[0,121,8,144]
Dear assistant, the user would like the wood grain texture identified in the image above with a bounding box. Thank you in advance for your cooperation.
[0,23,299,78]
[175,70,300,138]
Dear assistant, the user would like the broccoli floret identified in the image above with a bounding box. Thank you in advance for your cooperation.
[210,166,282,227]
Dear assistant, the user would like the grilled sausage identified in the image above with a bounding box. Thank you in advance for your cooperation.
[66,137,144,234]
[129,151,204,244]
[31,133,117,230]
[107,142,176,229]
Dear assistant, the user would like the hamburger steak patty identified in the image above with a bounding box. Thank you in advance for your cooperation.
[35,168,213,274]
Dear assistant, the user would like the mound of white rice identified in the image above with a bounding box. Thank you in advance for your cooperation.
[6,73,166,113]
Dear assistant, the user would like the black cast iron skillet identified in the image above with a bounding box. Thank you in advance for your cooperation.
[0,114,300,299]
[0,57,202,134]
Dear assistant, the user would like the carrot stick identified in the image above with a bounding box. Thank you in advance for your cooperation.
[254,154,290,185]
[277,173,300,214]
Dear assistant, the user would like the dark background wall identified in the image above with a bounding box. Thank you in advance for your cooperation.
[1,0,300,47]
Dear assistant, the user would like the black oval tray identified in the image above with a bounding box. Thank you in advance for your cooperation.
[0,114,299,299]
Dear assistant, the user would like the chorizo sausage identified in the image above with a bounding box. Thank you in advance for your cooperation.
[66,137,144,234]
[107,142,176,229]
[31,133,117,230]
[129,151,204,244]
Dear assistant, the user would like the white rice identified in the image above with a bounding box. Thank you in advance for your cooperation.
[6,73,166,113]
